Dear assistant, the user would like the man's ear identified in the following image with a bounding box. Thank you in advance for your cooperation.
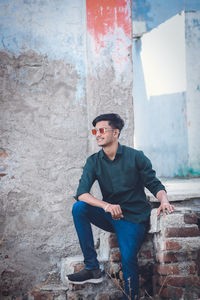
[114,129,120,137]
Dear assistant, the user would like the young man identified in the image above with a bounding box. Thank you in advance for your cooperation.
[67,113,175,300]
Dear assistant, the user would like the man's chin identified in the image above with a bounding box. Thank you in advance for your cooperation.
[97,141,105,147]
[97,143,104,147]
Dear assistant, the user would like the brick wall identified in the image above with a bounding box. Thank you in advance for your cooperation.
[31,204,200,300]
[152,208,200,300]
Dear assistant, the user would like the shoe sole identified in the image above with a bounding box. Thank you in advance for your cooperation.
[68,277,103,284]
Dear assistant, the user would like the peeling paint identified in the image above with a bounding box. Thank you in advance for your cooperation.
[86,0,133,153]
[176,167,200,178]
[132,0,200,32]
[86,0,132,74]
[0,0,86,102]
[86,0,131,49]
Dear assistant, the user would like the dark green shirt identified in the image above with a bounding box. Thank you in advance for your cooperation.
[75,143,165,223]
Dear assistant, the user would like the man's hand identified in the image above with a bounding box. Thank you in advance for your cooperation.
[156,190,175,217]
[105,204,123,220]
[157,201,175,217]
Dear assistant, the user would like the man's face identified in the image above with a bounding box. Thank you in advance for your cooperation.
[94,120,118,147]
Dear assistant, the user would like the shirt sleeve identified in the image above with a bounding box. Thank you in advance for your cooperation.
[74,156,97,200]
[135,150,166,197]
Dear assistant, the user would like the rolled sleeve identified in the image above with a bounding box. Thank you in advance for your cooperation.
[136,151,166,197]
[74,156,96,200]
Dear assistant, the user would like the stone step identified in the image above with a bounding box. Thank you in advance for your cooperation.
[60,255,108,285]
[33,255,123,300]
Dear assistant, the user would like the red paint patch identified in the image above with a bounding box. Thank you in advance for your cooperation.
[86,0,131,49]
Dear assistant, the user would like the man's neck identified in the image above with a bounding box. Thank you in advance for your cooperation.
[102,142,119,161]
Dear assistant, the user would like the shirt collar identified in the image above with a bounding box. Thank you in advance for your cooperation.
[100,143,123,160]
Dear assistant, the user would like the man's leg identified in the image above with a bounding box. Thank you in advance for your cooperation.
[72,201,114,270]
[113,219,148,300]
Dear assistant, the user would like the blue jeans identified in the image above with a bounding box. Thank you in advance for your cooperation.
[72,201,148,300]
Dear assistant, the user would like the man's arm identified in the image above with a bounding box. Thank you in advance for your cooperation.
[156,190,175,216]
[75,156,123,220]
[135,151,175,217]
[78,193,123,220]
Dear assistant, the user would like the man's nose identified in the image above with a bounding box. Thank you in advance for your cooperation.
[96,129,102,137]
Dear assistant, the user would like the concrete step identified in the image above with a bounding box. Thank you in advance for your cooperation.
[33,255,123,300]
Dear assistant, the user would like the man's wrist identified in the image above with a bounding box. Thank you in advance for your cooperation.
[160,199,169,204]
[156,190,169,202]
[104,203,110,212]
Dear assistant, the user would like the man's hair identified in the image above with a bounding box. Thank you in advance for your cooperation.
[92,113,124,135]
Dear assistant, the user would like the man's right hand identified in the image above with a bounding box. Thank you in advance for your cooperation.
[105,204,123,220]
[78,193,124,220]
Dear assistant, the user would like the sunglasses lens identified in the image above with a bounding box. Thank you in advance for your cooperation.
[99,128,105,134]
[92,129,97,135]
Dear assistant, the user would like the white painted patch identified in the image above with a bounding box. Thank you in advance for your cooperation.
[141,11,186,98]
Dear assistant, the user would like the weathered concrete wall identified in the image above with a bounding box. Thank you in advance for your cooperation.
[0,0,88,295]
[185,11,200,175]
[133,12,189,177]
[0,0,134,296]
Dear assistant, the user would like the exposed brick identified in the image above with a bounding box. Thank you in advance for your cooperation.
[197,249,200,275]
[155,264,179,275]
[97,293,110,300]
[0,173,7,177]
[32,292,54,300]
[157,286,183,299]
[34,295,48,300]
[0,152,8,158]
[1,291,9,297]
[184,213,198,224]
[110,250,121,262]
[109,233,118,248]
[71,283,85,291]
[139,250,153,259]
[165,227,200,238]
[67,295,78,300]
[156,253,178,263]
[165,240,182,251]
[189,263,197,275]
[193,276,200,287]
[157,276,199,287]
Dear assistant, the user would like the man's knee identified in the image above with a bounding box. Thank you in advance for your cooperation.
[72,201,88,217]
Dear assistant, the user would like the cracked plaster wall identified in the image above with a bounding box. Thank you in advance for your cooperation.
[0,50,88,295]
[0,0,134,296]
[0,0,89,295]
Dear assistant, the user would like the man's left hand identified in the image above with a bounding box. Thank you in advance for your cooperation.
[157,201,175,217]
[156,190,175,217]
